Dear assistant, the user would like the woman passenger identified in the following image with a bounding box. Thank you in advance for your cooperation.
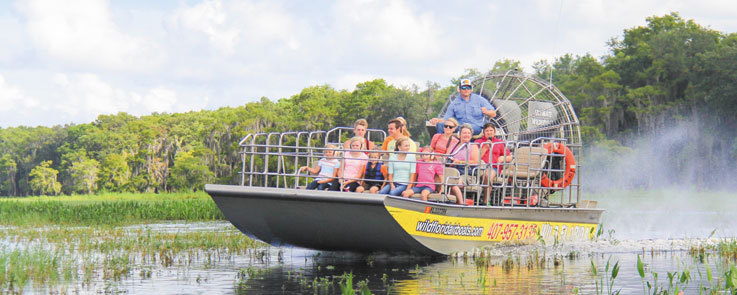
[379,137,416,196]
[430,117,460,156]
[447,124,479,204]
[475,123,512,204]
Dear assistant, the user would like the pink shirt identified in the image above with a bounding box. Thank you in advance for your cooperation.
[343,152,368,180]
[415,160,444,189]
[430,133,459,155]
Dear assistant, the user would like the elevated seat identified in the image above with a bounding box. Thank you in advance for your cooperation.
[495,146,547,183]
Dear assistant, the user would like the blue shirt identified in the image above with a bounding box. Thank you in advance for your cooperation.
[316,158,340,180]
[443,93,494,131]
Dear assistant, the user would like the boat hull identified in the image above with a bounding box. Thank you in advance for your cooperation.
[205,184,604,255]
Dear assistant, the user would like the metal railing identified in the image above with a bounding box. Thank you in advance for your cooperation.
[238,127,581,207]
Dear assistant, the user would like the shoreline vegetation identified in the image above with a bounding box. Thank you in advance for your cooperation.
[0,192,224,226]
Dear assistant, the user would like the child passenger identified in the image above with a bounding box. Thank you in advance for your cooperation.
[401,147,444,202]
[341,137,369,192]
[379,137,416,196]
[356,150,384,193]
[300,144,340,191]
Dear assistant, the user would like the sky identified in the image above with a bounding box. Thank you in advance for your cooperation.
[1,0,736,128]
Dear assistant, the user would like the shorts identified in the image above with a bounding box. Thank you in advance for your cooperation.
[361,181,382,190]
[343,182,361,192]
[411,186,435,194]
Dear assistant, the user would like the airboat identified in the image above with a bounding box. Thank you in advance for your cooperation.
[205,70,604,255]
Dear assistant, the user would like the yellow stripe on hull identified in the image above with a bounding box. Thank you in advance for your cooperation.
[386,206,597,244]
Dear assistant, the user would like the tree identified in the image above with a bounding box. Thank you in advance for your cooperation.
[0,154,17,196]
[29,160,61,195]
[69,157,100,194]
[97,153,131,192]
[168,148,214,192]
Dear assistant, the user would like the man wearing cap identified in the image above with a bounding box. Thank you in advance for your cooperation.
[429,79,496,135]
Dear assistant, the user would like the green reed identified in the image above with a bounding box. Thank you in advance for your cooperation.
[0,192,224,226]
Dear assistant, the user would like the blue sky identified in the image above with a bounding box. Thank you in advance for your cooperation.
[1,0,736,127]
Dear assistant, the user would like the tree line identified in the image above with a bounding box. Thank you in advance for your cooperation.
[1,13,735,196]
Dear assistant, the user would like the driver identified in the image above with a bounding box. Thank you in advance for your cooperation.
[429,78,496,135]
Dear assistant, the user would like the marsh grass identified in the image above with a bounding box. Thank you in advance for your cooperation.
[0,192,224,226]
[0,224,265,293]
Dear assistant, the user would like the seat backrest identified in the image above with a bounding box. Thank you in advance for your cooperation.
[500,146,546,179]
[442,167,460,185]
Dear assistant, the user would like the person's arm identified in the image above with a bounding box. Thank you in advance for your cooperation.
[481,99,496,118]
[469,145,480,164]
[430,134,440,151]
[300,165,321,174]
[407,173,416,189]
[386,174,394,189]
[438,173,444,194]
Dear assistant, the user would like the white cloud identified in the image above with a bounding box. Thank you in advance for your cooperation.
[331,0,445,60]
[142,87,177,113]
[19,0,165,71]
[170,0,301,55]
[51,73,193,122]
[52,73,130,118]
[0,75,40,112]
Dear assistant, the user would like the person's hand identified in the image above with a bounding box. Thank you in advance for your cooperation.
[481,107,487,113]
[429,118,440,125]
[300,166,307,172]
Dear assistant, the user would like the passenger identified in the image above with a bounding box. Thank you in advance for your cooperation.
[343,119,376,151]
[396,116,411,138]
[356,150,384,193]
[448,124,481,172]
[299,144,340,191]
[379,137,416,196]
[402,147,446,202]
[447,124,480,204]
[341,137,369,192]
[430,117,460,156]
[474,123,512,205]
[382,118,418,152]
[428,78,496,135]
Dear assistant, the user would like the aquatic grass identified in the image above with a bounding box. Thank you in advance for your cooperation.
[0,192,224,226]
[0,223,267,293]
[0,225,262,258]
[0,246,76,292]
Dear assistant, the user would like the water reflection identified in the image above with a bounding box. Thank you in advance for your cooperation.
[233,241,725,294]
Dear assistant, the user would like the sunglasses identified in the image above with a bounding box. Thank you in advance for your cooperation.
[444,125,456,129]
[460,86,472,90]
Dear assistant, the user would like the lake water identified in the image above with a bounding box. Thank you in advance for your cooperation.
[4,189,737,294]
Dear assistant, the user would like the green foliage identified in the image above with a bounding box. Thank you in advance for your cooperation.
[28,160,62,196]
[168,148,214,192]
[0,192,223,226]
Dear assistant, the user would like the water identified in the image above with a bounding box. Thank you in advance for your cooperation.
[3,190,737,294]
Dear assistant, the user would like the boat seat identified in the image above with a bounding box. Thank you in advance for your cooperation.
[498,146,547,180]
[408,167,460,203]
